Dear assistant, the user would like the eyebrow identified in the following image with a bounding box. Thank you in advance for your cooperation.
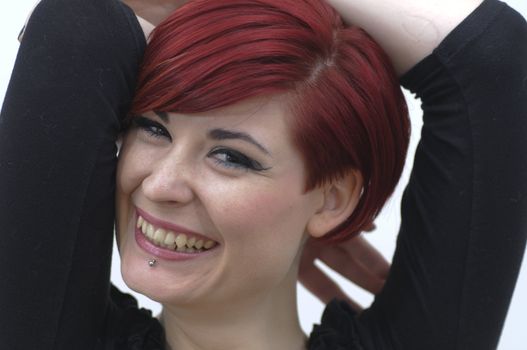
[208,128,271,155]
[152,112,270,155]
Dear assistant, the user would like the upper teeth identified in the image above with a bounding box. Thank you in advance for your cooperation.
[137,215,217,252]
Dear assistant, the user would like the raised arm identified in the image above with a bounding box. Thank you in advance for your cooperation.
[307,1,527,349]
[0,0,145,348]
[326,0,483,75]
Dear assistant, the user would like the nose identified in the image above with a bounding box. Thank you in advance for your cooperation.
[142,155,195,205]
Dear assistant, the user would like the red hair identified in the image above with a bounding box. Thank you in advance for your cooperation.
[131,0,410,242]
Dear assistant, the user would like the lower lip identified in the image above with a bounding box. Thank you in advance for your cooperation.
[135,229,216,261]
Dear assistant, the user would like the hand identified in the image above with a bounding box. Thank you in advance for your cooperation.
[122,0,188,26]
[298,226,389,311]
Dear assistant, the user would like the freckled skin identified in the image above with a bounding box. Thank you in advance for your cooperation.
[115,95,324,309]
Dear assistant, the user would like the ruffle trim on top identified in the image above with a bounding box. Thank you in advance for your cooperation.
[107,286,166,350]
[105,289,365,350]
[308,299,365,350]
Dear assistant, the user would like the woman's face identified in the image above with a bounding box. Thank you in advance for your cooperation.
[115,95,324,306]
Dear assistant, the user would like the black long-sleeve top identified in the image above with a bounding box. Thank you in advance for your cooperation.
[0,0,526,349]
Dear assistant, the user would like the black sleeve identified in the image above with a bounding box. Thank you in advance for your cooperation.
[354,1,527,349]
[0,1,145,349]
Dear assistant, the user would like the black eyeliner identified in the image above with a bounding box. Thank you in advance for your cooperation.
[132,116,171,139]
[209,148,271,172]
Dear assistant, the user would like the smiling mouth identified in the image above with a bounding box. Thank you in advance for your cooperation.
[137,216,218,253]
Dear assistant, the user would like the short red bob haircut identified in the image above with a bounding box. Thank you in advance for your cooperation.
[130,0,410,243]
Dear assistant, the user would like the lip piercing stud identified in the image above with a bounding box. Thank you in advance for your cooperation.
[148,259,157,267]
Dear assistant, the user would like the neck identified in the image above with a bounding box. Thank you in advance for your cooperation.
[160,274,306,350]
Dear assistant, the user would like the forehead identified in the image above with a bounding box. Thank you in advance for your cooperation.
[163,94,293,132]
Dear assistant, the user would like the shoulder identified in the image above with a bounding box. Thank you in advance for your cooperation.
[308,300,365,350]
[102,286,166,350]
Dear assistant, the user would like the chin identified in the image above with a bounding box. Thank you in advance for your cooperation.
[118,243,202,306]
[119,235,230,309]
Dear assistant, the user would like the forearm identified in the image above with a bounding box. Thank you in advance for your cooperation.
[0,0,145,348]
[357,1,527,348]
[326,0,483,74]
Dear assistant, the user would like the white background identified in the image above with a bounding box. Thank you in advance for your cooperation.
[1,1,525,349]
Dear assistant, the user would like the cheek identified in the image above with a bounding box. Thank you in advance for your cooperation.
[207,179,305,234]
[116,143,147,196]
[116,134,167,202]
[115,138,155,249]
[201,175,312,273]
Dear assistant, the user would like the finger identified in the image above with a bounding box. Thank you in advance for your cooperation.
[341,236,390,279]
[300,238,320,264]
[318,246,385,294]
[298,258,363,312]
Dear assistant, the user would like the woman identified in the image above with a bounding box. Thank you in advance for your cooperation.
[1,0,526,349]
[115,3,408,349]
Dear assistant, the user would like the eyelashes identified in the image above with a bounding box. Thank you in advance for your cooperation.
[208,148,269,171]
[131,116,270,172]
[132,116,171,139]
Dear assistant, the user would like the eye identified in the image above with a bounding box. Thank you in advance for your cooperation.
[208,148,269,172]
[132,116,171,140]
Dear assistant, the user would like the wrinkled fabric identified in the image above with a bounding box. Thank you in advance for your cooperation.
[309,300,364,350]
[104,287,166,350]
